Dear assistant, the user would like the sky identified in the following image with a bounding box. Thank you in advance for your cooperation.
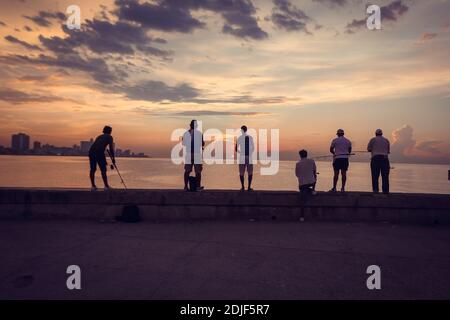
[0,0,449,163]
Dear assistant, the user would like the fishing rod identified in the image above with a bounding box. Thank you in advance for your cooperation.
[107,149,128,189]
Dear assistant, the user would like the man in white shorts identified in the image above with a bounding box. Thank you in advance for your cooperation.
[235,125,255,191]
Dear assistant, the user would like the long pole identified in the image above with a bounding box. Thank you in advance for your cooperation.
[107,149,127,189]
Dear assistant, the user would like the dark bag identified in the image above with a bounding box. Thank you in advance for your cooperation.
[117,204,141,223]
[188,175,197,192]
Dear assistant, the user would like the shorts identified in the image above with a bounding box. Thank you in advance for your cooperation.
[89,153,107,172]
[184,163,203,174]
[333,158,349,171]
[239,163,254,175]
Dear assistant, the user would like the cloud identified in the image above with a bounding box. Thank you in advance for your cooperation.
[38,20,172,58]
[0,88,67,104]
[24,26,33,32]
[391,125,450,163]
[0,21,6,27]
[313,0,347,8]
[391,124,415,159]
[133,107,271,117]
[115,0,268,40]
[345,0,409,34]
[416,32,438,45]
[23,10,65,27]
[114,0,205,33]
[120,81,200,102]
[0,53,122,84]
[4,35,42,51]
[269,0,312,34]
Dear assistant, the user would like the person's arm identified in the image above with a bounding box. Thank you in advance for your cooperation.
[202,134,205,150]
[313,161,317,180]
[348,141,352,154]
[387,139,390,154]
[109,137,115,164]
[295,162,300,178]
[330,141,335,155]
[367,139,373,152]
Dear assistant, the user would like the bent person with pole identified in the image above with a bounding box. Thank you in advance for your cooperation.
[89,125,115,191]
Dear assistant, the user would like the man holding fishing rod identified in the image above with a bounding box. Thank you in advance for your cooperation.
[329,129,352,192]
[88,125,116,191]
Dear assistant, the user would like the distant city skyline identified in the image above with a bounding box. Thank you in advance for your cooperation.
[0,1,449,164]
[0,132,148,157]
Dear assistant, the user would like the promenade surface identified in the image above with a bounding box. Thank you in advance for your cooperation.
[1,220,449,299]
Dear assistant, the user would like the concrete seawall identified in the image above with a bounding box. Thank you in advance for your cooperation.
[0,188,449,224]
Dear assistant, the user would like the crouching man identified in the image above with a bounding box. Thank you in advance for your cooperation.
[295,149,317,197]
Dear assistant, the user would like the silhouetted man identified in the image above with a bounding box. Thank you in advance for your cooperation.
[89,125,115,191]
[182,120,205,191]
[329,129,352,192]
[368,129,390,194]
[295,149,317,197]
[235,125,255,191]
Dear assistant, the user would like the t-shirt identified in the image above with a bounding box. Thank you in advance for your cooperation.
[367,136,390,157]
[295,158,317,187]
[330,136,352,159]
[89,134,113,155]
[182,129,204,164]
[236,134,255,164]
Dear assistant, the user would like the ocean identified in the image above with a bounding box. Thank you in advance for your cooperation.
[0,155,449,194]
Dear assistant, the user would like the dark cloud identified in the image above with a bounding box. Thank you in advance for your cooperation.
[0,21,6,27]
[416,32,438,44]
[23,11,65,27]
[0,88,67,104]
[313,0,347,7]
[345,0,409,34]
[120,81,200,102]
[270,0,312,33]
[0,53,121,84]
[114,0,205,33]
[38,19,172,58]
[24,26,33,32]
[4,35,42,51]
[133,107,270,117]
[118,80,287,104]
[115,0,268,40]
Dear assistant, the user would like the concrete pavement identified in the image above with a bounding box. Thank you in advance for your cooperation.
[1,220,450,299]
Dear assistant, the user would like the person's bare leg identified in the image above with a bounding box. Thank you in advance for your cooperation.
[333,170,339,190]
[101,171,110,188]
[239,175,245,189]
[196,172,202,188]
[248,175,253,191]
[90,170,96,188]
[341,170,347,191]
[184,171,190,189]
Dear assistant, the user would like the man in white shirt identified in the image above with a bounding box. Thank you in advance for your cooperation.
[182,120,205,191]
[235,125,255,191]
[329,129,352,192]
[295,149,317,196]
[367,129,390,194]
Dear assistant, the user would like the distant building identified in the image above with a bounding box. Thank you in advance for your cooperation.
[80,138,94,154]
[11,133,30,151]
[33,141,41,150]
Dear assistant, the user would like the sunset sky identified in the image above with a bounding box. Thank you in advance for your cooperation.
[0,0,449,163]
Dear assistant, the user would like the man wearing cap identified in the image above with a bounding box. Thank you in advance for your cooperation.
[367,129,391,194]
[329,129,352,192]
